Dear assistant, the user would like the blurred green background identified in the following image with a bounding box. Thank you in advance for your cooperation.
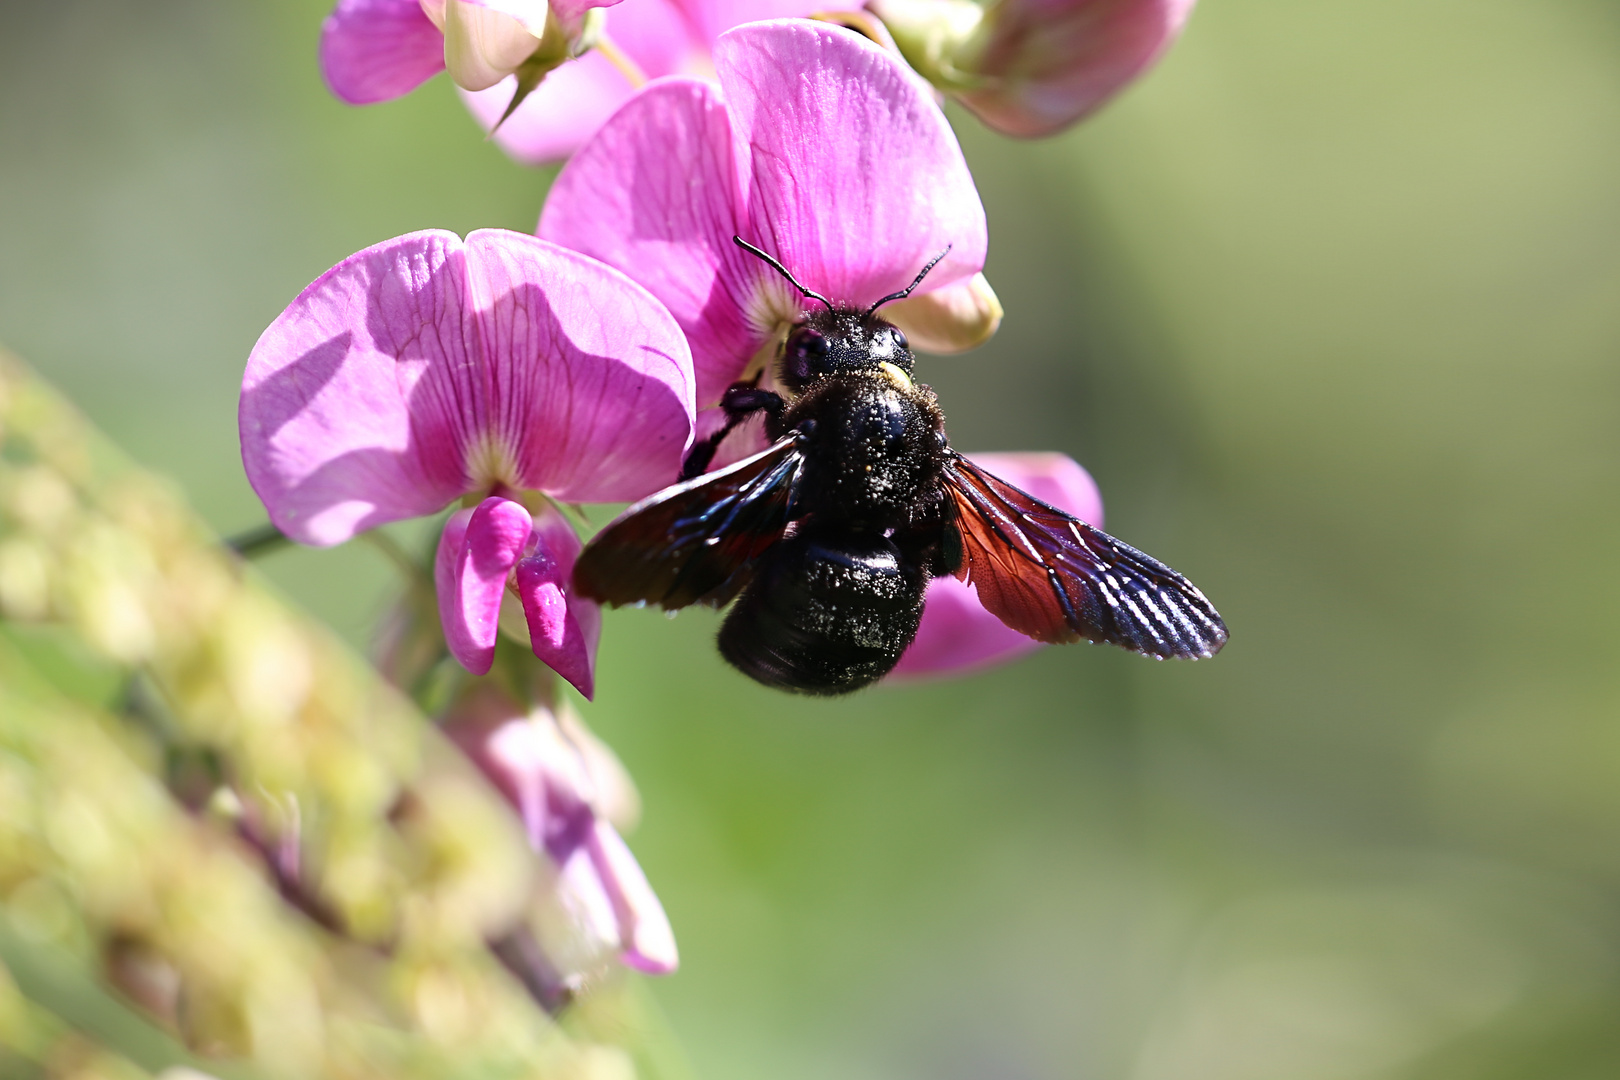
[5,0,1620,1077]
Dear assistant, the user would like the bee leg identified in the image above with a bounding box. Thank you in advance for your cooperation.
[679,384,787,480]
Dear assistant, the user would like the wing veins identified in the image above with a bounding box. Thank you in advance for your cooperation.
[944,455,1227,659]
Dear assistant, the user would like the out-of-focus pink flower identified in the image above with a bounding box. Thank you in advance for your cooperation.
[444,682,677,984]
[462,0,869,164]
[320,0,865,165]
[239,229,695,696]
[540,19,987,406]
[890,452,1103,678]
[869,0,1196,136]
[321,0,562,102]
[321,0,619,108]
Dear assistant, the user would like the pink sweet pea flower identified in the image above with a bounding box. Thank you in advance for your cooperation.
[320,0,865,165]
[461,0,867,164]
[890,452,1103,678]
[444,681,677,989]
[539,18,988,406]
[541,21,1087,678]
[869,0,1197,137]
[239,229,695,697]
[321,0,617,106]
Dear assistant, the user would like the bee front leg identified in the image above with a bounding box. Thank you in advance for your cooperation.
[679,384,788,480]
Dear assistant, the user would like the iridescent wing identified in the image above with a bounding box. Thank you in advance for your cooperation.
[573,436,805,610]
[942,454,1227,659]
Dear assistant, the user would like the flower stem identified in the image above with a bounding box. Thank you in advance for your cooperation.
[226,521,290,559]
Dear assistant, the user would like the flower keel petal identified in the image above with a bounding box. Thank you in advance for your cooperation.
[441,496,534,674]
[514,506,600,699]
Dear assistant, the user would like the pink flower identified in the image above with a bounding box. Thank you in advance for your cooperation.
[539,21,1095,679]
[320,0,864,165]
[539,19,988,406]
[321,0,592,103]
[870,0,1197,136]
[444,681,677,987]
[890,452,1103,678]
[239,229,695,696]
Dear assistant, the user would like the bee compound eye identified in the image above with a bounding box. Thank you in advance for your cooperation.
[791,328,830,357]
[890,327,908,351]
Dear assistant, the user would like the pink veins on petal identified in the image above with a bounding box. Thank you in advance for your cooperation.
[240,228,693,690]
[539,18,987,405]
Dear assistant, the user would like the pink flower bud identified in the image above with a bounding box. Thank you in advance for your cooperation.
[871,0,1196,136]
[442,682,676,982]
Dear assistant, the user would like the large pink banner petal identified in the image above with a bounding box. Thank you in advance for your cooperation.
[539,80,774,404]
[241,231,476,546]
[321,0,447,104]
[462,232,696,501]
[891,453,1103,679]
[716,21,987,308]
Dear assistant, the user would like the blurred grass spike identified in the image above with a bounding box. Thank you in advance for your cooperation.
[0,348,687,1080]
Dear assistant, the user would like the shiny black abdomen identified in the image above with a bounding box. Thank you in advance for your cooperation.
[718,528,927,695]
[783,373,947,530]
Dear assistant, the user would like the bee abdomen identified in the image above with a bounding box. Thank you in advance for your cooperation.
[718,531,925,695]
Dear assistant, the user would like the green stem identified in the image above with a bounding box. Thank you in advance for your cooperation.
[225,522,290,559]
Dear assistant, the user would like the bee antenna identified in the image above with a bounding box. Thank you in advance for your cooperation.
[863,245,953,317]
[733,236,833,311]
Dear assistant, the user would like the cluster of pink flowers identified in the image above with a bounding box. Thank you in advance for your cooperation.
[321,0,1194,163]
[244,0,1192,1007]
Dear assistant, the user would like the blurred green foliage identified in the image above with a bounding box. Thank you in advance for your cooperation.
[0,353,681,1078]
[4,1,1620,1078]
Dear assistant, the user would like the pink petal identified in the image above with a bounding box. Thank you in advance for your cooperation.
[241,230,696,545]
[549,0,628,25]
[957,0,1197,136]
[514,506,601,699]
[241,231,476,546]
[890,452,1103,680]
[462,231,696,500]
[461,0,707,165]
[670,0,863,46]
[438,496,534,675]
[587,820,678,974]
[320,0,446,104]
[553,837,626,956]
[717,21,987,307]
[539,80,770,404]
[461,59,635,166]
[442,684,555,842]
[605,0,715,75]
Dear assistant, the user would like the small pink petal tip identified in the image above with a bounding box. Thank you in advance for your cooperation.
[589,820,679,974]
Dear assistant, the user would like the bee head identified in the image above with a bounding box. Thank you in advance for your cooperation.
[731,236,948,390]
[779,310,912,389]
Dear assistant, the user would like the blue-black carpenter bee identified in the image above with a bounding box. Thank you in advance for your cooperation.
[572,238,1228,694]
